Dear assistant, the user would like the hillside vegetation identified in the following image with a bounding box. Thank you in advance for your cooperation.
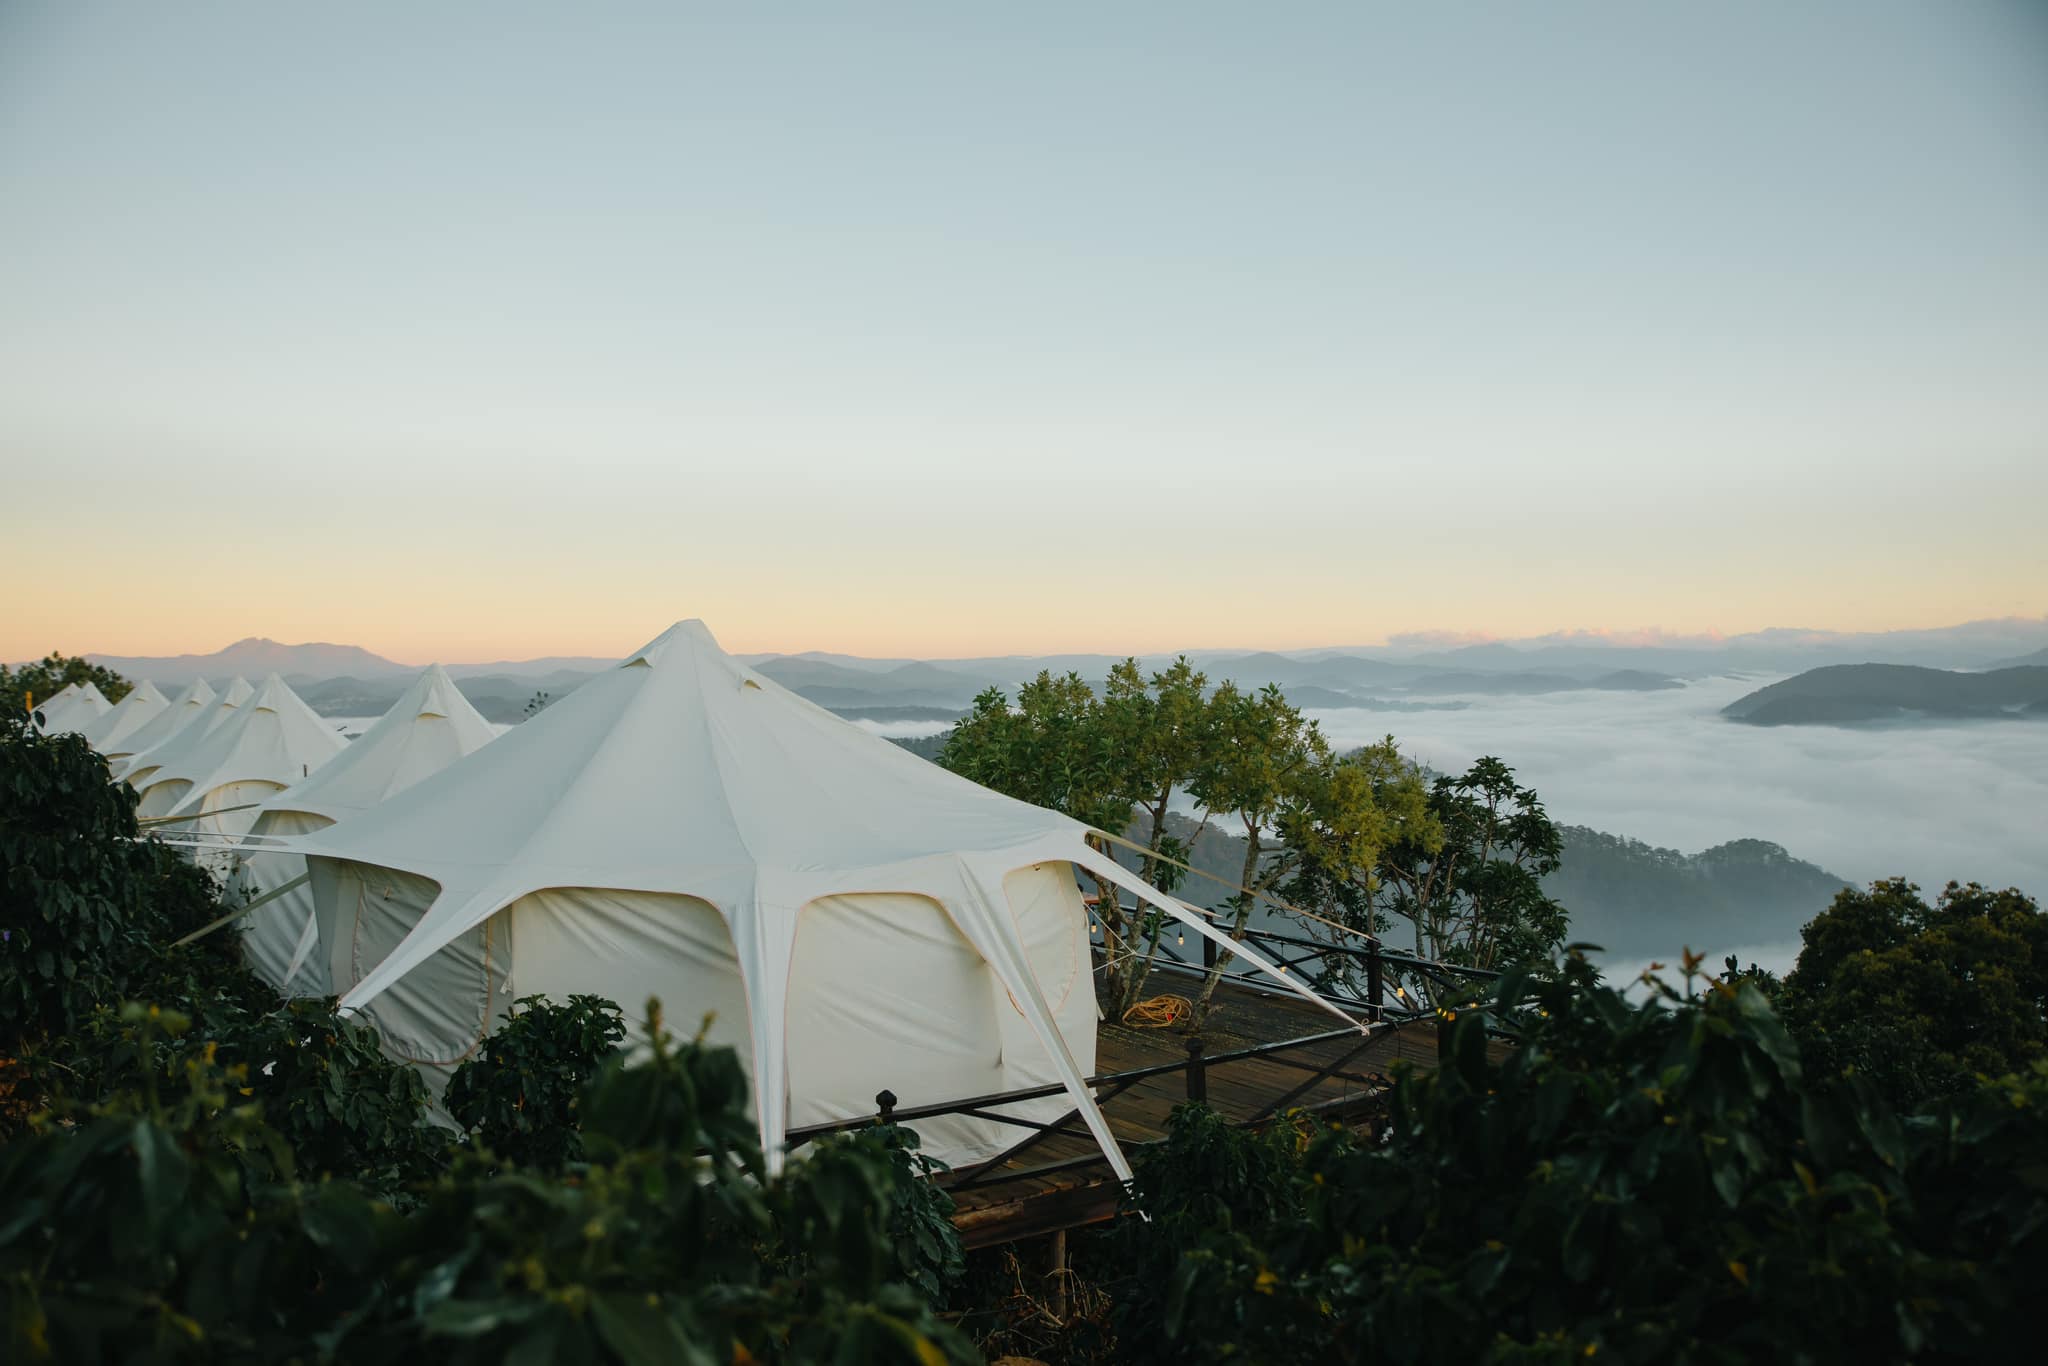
[1723,663,2048,726]
[1546,827,1849,958]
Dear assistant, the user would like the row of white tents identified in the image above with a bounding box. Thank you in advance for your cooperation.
[37,622,1349,1173]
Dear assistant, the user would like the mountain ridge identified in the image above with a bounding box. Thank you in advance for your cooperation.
[1723,664,2048,727]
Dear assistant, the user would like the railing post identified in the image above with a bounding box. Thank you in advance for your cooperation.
[1184,1037,1207,1104]
[1366,944,1384,1023]
[876,1089,897,1125]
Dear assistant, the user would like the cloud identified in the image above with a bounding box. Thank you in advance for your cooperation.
[1381,629,1502,649]
[1305,676,2048,903]
[850,718,956,739]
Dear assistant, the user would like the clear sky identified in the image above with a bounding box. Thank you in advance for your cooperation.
[3,1,2043,663]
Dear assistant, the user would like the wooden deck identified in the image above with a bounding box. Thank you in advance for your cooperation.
[940,964,1449,1248]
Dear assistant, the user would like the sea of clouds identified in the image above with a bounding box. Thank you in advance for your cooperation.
[1307,676,2048,974]
[858,679,2048,913]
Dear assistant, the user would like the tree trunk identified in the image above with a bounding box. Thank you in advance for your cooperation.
[1193,826,1262,1019]
[1116,796,1176,1014]
[1082,834,1128,1002]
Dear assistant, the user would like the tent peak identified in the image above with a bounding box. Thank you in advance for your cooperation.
[250,673,295,711]
[620,618,724,670]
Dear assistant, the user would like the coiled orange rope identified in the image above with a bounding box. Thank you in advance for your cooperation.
[1121,994,1194,1028]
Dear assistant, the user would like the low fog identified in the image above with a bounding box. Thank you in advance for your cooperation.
[851,683,2048,976]
[1309,677,2048,973]
[860,677,2045,909]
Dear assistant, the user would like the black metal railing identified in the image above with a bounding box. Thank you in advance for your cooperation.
[1090,900,1501,1020]
[782,903,1508,1197]
[786,1017,1406,1192]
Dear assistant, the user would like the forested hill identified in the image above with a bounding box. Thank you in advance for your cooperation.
[1544,826,1849,960]
[1133,814,1848,966]
[1723,663,2048,726]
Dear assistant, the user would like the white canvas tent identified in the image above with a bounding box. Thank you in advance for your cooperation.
[298,620,1356,1176]
[105,678,215,773]
[122,677,252,789]
[139,675,348,873]
[231,665,496,995]
[82,680,169,754]
[30,682,111,736]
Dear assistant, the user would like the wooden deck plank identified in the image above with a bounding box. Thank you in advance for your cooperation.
[935,965,1452,1245]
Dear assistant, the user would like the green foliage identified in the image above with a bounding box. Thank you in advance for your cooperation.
[0,717,225,1055]
[0,1004,332,1363]
[445,993,627,1171]
[942,671,1136,834]
[1099,656,1212,897]
[868,1123,967,1304]
[1103,952,2048,1364]
[1543,828,1847,963]
[1300,755,1562,972]
[1189,701,1429,1015]
[1,1000,977,1365]
[1777,878,2046,1109]
[0,653,132,716]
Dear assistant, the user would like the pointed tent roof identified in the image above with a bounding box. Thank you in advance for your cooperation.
[252,664,495,825]
[26,682,83,728]
[123,677,254,785]
[308,620,1356,1175]
[159,674,349,817]
[304,621,1085,906]
[32,682,111,735]
[108,678,215,765]
[83,680,169,753]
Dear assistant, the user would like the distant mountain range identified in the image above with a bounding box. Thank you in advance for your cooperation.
[1723,665,2048,727]
[85,638,408,683]
[52,614,2047,723]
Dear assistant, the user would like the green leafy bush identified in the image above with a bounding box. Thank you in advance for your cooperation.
[1777,878,2046,1109]
[68,990,445,1196]
[1,1000,977,1365]
[1104,952,2048,1364]
[870,1124,966,1303]
[444,993,627,1171]
[0,717,225,1055]
[0,1004,338,1362]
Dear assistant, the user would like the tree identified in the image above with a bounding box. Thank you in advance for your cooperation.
[1099,657,1212,892]
[1315,756,1563,970]
[1777,878,2047,1109]
[444,993,627,1171]
[1096,658,1215,1013]
[1186,688,1423,1017]
[0,653,131,716]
